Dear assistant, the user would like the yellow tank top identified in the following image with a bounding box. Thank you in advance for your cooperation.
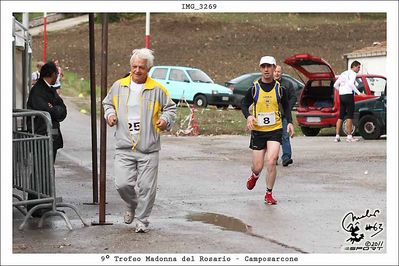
[251,80,282,132]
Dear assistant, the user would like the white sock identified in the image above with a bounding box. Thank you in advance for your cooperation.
[335,134,340,138]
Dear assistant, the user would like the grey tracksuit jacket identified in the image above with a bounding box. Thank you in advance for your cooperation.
[102,74,176,152]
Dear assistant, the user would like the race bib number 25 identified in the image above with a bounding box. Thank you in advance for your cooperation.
[257,112,276,126]
[128,121,140,132]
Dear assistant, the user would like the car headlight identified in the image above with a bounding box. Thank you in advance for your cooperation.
[212,90,219,95]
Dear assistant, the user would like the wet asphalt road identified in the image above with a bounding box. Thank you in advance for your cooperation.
[12,98,387,256]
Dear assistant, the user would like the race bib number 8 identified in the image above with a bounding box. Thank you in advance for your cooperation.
[257,112,276,126]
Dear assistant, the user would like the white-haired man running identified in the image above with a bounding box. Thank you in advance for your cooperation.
[103,48,176,232]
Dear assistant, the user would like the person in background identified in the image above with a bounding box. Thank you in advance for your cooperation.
[334,60,365,142]
[102,48,176,233]
[274,65,297,167]
[241,55,295,205]
[52,58,64,95]
[31,61,44,86]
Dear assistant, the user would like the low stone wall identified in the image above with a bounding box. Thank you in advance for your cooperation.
[29,13,67,28]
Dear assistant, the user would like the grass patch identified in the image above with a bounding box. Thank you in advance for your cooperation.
[13,13,44,22]
[60,71,102,115]
[172,106,248,136]
[61,71,98,97]
[318,128,337,136]
[172,106,311,136]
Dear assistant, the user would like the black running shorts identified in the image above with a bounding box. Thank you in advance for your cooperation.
[250,129,283,150]
[339,94,355,120]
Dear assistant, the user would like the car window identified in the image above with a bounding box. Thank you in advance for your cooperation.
[169,69,189,82]
[151,68,168,80]
[292,81,302,91]
[366,77,386,96]
[310,80,332,87]
[187,69,213,83]
[245,77,259,88]
[355,78,366,94]
[301,64,331,74]
[230,73,255,83]
[238,75,259,89]
[283,75,303,91]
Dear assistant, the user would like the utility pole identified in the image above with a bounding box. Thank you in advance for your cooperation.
[43,12,47,62]
[145,12,150,48]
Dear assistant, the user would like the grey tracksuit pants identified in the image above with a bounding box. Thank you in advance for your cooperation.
[114,148,159,226]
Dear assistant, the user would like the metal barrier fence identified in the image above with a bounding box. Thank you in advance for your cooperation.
[13,109,88,230]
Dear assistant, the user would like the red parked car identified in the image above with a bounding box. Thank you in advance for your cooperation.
[284,53,386,136]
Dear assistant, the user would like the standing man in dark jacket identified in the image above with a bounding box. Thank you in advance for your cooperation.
[27,61,67,161]
[274,65,297,167]
[26,61,67,216]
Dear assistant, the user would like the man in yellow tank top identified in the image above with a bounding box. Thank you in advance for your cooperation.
[241,56,295,205]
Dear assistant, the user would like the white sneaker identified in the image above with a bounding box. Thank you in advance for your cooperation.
[135,220,149,233]
[124,210,134,224]
[346,137,359,142]
[334,137,341,142]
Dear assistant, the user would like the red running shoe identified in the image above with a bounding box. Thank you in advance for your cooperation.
[265,192,277,205]
[246,173,259,190]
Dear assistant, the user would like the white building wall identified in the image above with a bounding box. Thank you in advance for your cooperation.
[15,51,24,109]
[347,55,386,76]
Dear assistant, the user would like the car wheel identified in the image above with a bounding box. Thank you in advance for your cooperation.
[358,115,381,140]
[300,126,320,136]
[341,119,356,136]
[194,95,207,108]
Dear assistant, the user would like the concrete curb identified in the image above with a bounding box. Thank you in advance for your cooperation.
[28,15,89,37]
[29,13,66,28]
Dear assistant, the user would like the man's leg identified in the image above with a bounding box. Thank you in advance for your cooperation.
[345,96,358,141]
[135,151,159,230]
[335,94,347,141]
[252,149,266,175]
[345,118,358,141]
[114,149,138,224]
[28,147,58,217]
[346,118,353,135]
[335,119,343,136]
[281,118,292,166]
[265,141,280,190]
[246,149,266,190]
[264,141,280,205]
[53,147,58,162]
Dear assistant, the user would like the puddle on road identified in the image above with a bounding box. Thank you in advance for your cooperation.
[186,212,308,254]
[186,212,253,234]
